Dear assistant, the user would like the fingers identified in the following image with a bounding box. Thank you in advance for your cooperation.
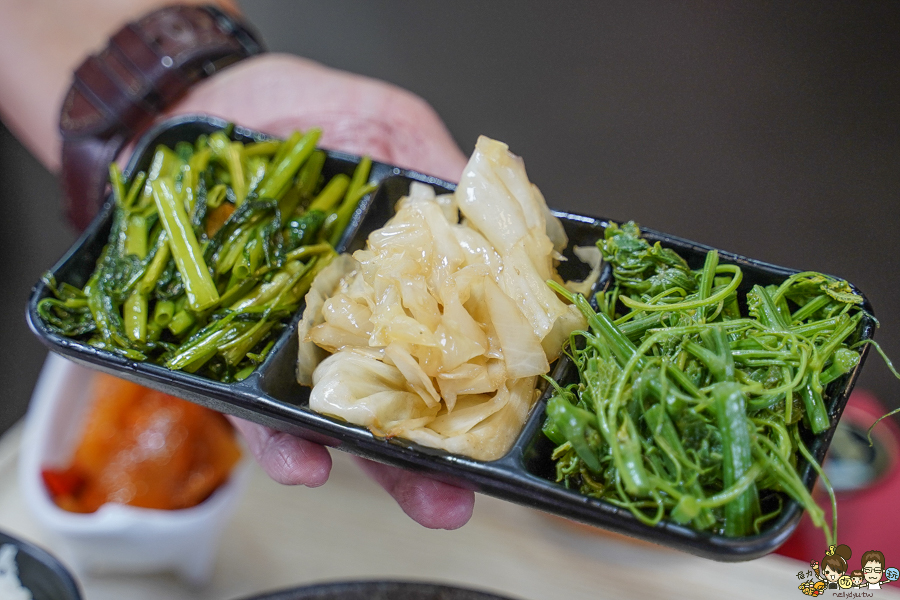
[352,457,474,530]
[228,416,332,487]
[229,416,474,529]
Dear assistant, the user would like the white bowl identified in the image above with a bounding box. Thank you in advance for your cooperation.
[18,353,252,585]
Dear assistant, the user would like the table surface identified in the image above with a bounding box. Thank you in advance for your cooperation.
[1,420,892,600]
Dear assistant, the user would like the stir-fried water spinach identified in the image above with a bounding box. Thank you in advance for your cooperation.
[39,128,375,382]
[544,221,876,543]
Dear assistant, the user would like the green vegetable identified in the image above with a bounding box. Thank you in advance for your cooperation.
[544,221,875,543]
[327,156,377,247]
[151,177,220,311]
[38,129,366,382]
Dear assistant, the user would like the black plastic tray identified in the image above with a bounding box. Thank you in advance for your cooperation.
[26,115,875,561]
[235,580,517,600]
[0,530,82,600]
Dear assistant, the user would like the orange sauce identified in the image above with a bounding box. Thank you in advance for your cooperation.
[42,373,241,513]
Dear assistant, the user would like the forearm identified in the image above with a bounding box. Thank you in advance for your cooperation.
[0,0,238,171]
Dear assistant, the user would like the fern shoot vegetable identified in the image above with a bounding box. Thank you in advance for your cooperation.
[544,221,874,543]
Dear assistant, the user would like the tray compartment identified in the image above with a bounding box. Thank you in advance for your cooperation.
[516,222,876,558]
[29,115,375,392]
[256,173,605,468]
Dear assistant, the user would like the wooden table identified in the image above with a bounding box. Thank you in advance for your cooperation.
[1,417,891,600]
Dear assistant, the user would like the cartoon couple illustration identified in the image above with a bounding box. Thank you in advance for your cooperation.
[810,544,895,591]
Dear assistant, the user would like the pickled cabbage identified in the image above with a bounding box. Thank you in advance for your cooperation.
[297,136,585,460]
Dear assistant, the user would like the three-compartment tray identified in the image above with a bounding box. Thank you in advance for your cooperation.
[26,115,875,561]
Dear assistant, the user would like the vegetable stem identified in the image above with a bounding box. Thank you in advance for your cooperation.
[713,382,756,537]
[152,178,220,311]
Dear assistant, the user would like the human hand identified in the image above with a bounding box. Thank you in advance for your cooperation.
[166,53,466,182]
[167,53,473,529]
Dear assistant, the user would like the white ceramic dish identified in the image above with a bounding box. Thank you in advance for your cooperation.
[18,353,252,585]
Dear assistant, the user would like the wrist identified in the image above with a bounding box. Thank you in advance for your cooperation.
[57,4,264,230]
[0,0,241,170]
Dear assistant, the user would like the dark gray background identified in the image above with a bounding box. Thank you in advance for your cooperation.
[1,1,898,433]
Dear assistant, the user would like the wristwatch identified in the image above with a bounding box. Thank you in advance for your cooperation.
[59,5,265,231]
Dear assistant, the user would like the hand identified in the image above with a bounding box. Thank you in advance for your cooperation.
[170,54,473,529]
[165,53,466,183]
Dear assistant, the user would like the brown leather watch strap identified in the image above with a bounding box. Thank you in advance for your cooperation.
[59,5,264,230]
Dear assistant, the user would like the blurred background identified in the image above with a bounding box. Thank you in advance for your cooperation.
[1,1,898,435]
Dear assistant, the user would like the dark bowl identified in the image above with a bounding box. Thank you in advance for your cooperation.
[235,580,518,600]
[0,530,82,600]
[26,114,876,561]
